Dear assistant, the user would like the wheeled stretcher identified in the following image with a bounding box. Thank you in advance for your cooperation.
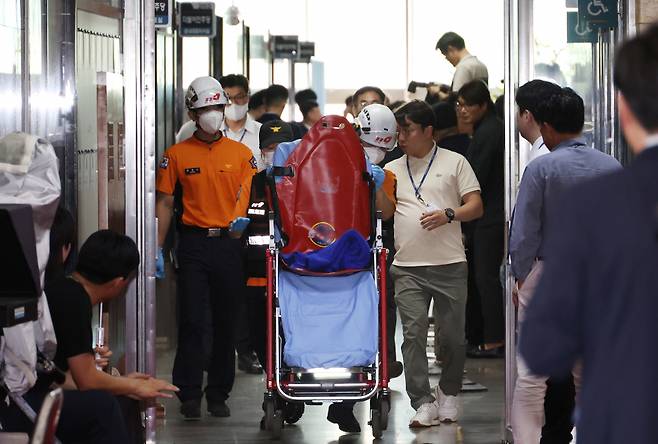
[262,115,391,439]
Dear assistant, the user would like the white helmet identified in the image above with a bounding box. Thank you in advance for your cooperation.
[185,76,229,110]
[356,104,397,151]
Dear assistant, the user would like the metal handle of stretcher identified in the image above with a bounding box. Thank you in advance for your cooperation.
[265,211,389,402]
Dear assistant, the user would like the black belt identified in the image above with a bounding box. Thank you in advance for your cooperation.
[181,225,231,238]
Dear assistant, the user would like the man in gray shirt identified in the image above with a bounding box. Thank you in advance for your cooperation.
[436,32,489,93]
[509,87,621,443]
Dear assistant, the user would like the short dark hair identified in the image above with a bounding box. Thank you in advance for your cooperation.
[294,89,317,105]
[76,230,140,284]
[614,25,658,131]
[388,100,406,112]
[299,100,319,118]
[515,79,562,117]
[265,84,289,107]
[436,32,465,53]
[352,86,386,105]
[535,87,585,134]
[344,95,353,107]
[249,89,266,110]
[219,74,249,94]
[432,101,458,130]
[394,99,435,129]
[458,80,494,109]
[45,206,75,283]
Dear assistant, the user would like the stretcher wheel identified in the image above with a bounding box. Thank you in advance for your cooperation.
[370,408,383,439]
[271,409,284,439]
[379,397,390,430]
[283,402,305,424]
[263,397,275,431]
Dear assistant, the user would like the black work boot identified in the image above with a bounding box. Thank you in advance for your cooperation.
[207,400,231,417]
[180,399,201,421]
[238,352,263,374]
[327,403,361,433]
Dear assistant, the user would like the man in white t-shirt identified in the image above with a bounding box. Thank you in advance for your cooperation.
[385,100,483,427]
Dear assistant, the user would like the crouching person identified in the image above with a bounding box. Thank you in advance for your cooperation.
[1,229,178,443]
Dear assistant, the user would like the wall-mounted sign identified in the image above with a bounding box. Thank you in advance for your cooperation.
[567,11,597,43]
[178,2,216,38]
[297,41,315,63]
[155,0,172,28]
[270,35,299,59]
[578,0,618,29]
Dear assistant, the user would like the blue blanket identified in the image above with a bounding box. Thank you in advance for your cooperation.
[278,270,378,369]
[281,229,371,272]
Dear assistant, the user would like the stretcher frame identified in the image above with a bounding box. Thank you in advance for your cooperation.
[263,211,391,439]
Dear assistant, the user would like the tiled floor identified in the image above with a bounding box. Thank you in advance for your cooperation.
[155,325,506,443]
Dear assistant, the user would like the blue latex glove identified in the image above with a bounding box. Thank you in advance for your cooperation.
[229,217,250,234]
[155,247,165,279]
[371,164,385,191]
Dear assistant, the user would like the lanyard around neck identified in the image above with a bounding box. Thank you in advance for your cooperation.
[406,145,438,205]
[224,127,247,143]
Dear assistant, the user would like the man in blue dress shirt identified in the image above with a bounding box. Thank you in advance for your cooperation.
[509,86,621,443]
[519,25,658,444]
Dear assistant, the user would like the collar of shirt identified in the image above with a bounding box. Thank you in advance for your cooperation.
[456,54,475,67]
[552,136,587,152]
[407,142,437,170]
[644,133,658,150]
[531,136,544,152]
[473,109,496,131]
[221,115,259,135]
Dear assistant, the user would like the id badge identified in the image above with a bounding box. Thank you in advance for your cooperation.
[424,202,441,213]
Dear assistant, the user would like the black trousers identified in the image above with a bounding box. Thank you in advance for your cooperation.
[234,297,253,357]
[244,285,267,367]
[470,223,505,344]
[541,375,576,444]
[465,232,484,346]
[172,231,244,403]
[0,388,140,444]
[383,234,398,362]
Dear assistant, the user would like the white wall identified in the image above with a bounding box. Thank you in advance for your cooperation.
[180,0,506,103]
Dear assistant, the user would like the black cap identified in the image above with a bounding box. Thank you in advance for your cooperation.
[432,101,458,130]
[259,120,295,149]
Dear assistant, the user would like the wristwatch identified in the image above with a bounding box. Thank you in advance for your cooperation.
[445,208,455,223]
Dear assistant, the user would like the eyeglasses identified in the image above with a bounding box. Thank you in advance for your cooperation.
[455,101,476,112]
[397,125,420,137]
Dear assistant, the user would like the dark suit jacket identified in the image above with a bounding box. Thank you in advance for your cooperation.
[520,146,658,444]
[466,110,504,227]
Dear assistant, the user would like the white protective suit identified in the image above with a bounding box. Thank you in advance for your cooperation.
[0,132,60,395]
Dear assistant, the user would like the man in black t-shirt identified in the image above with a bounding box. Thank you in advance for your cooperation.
[1,230,177,443]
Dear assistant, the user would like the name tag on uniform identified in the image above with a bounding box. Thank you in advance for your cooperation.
[184,167,201,175]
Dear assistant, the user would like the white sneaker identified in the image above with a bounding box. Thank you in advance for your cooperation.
[408,401,440,428]
[434,385,459,422]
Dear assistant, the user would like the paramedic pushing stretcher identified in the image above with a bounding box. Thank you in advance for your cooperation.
[244,120,296,370]
[156,76,257,420]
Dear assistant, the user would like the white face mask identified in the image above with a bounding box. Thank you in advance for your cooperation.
[364,146,386,165]
[197,110,224,134]
[225,103,248,121]
[262,151,275,169]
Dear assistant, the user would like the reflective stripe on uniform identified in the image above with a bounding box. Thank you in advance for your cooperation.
[248,235,270,246]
